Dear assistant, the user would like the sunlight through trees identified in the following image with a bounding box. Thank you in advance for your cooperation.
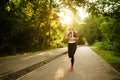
[0,0,120,56]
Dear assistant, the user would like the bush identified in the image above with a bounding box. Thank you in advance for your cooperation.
[93,41,113,50]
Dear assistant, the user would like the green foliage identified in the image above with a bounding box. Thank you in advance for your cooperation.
[79,16,103,45]
[91,45,120,72]
[100,17,115,41]
[85,0,120,54]
[93,41,113,50]
[75,24,85,45]
[0,0,120,57]
[113,20,120,52]
[0,0,65,57]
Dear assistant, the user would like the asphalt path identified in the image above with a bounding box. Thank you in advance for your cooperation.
[0,48,67,78]
[18,46,120,80]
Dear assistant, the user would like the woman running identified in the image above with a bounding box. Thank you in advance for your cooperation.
[65,25,78,71]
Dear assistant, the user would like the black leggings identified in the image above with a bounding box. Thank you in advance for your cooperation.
[71,56,74,66]
[68,43,77,66]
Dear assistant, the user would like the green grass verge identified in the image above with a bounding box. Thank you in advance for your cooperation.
[90,45,120,73]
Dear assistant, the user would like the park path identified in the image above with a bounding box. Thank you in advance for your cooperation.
[18,46,120,80]
[0,48,67,79]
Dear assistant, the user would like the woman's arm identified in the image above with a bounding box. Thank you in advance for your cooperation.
[65,31,70,41]
[73,31,78,41]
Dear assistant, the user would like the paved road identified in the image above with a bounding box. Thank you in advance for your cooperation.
[18,46,120,80]
[0,48,67,77]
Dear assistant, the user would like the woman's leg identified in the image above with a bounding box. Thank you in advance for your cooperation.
[71,56,74,66]
[71,43,76,66]
[69,43,77,71]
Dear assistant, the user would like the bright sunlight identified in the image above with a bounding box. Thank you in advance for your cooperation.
[61,16,72,24]
[77,7,89,20]
[58,7,89,25]
[58,8,73,25]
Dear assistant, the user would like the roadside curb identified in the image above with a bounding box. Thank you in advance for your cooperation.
[0,51,68,80]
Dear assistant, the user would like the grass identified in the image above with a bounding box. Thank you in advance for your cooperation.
[90,45,120,73]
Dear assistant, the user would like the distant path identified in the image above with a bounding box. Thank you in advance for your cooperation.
[18,46,120,80]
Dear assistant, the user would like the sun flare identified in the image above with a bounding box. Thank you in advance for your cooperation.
[77,7,89,20]
[58,8,73,25]
[61,16,72,24]
[58,7,89,25]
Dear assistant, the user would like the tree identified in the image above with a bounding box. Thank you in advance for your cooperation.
[0,0,65,56]
[85,0,120,52]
